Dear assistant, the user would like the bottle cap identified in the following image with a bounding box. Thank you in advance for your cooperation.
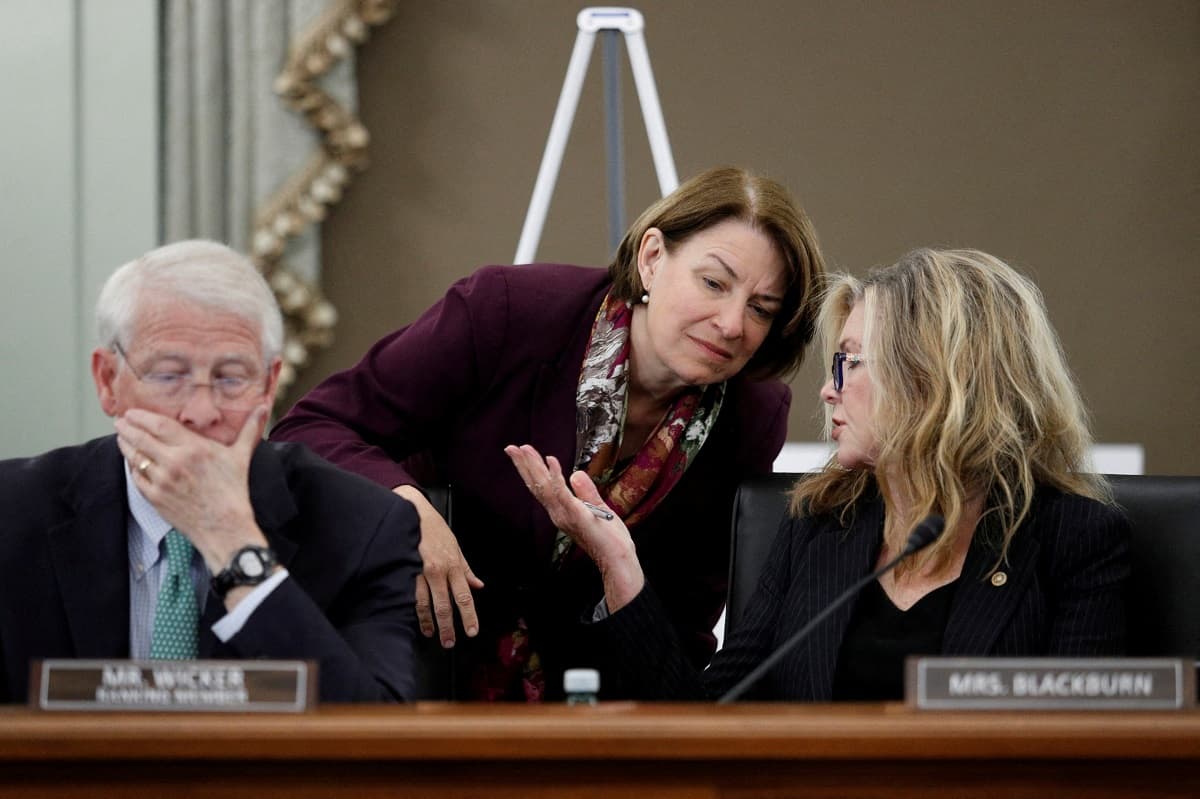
[563,667,600,694]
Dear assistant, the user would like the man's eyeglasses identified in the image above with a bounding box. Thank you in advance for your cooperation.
[831,351,865,392]
[113,342,264,408]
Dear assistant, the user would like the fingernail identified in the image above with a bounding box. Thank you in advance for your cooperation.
[441,638,454,649]
[467,625,478,636]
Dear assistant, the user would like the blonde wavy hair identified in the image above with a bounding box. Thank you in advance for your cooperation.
[791,248,1110,573]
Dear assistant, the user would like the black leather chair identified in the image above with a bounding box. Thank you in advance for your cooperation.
[725,473,1200,659]
[725,473,800,639]
[1109,475,1200,657]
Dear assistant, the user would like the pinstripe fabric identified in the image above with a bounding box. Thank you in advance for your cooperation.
[603,485,1130,701]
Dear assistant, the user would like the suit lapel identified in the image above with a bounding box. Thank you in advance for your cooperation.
[245,442,300,565]
[943,512,1040,654]
[804,497,881,700]
[46,438,132,658]
[199,442,299,657]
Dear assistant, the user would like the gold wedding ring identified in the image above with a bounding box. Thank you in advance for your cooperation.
[137,459,152,475]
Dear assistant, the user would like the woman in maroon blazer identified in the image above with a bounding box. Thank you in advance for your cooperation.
[271,167,826,700]
[509,247,1130,701]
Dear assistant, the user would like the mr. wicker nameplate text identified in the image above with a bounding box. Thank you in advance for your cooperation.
[32,659,314,712]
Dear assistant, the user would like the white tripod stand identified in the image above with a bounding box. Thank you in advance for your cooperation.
[514,7,679,264]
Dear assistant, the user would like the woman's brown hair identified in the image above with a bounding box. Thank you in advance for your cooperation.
[608,166,825,379]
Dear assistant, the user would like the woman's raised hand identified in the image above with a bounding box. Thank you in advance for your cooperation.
[504,444,645,612]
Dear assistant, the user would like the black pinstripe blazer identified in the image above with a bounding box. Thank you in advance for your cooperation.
[603,484,1131,701]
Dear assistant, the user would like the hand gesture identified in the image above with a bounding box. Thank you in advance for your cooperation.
[115,405,269,573]
[504,444,644,611]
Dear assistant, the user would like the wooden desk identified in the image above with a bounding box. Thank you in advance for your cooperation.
[2,703,1198,798]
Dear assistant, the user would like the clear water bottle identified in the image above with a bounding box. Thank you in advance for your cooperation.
[563,668,600,705]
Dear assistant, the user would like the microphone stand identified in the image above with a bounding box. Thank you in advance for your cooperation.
[718,517,943,704]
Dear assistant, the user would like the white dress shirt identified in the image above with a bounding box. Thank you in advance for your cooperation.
[123,461,288,658]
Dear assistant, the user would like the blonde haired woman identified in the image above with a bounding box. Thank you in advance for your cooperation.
[508,247,1130,701]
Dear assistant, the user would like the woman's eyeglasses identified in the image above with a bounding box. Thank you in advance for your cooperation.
[830,351,865,392]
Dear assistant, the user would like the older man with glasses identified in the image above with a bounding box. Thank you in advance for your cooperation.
[0,240,422,703]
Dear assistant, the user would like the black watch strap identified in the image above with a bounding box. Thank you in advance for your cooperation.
[211,545,278,599]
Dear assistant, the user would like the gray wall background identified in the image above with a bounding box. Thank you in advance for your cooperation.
[1,2,1196,476]
[296,1,1199,475]
[0,0,157,458]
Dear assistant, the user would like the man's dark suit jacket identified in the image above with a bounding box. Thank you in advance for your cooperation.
[271,263,791,698]
[0,436,422,703]
[605,485,1132,700]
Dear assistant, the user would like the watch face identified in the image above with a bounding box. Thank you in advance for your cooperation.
[237,550,266,578]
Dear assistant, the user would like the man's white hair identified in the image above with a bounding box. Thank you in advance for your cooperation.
[96,240,283,362]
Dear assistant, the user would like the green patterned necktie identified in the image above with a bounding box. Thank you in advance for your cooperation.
[150,529,199,659]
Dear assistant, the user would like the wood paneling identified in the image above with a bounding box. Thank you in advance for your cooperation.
[2,703,1198,798]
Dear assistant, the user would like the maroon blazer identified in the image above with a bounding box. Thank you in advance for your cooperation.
[271,263,791,699]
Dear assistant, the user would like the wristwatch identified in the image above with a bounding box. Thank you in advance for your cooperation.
[211,545,278,599]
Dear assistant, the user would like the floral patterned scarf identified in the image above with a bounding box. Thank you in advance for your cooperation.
[555,292,725,562]
[476,291,725,702]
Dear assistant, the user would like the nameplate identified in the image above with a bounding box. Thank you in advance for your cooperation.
[31,660,315,712]
[906,657,1195,710]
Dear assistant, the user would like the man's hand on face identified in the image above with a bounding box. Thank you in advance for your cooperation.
[115,404,270,574]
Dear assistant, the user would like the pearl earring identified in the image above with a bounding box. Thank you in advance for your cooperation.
[640,292,649,304]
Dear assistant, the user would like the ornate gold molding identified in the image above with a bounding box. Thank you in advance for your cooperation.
[251,0,397,397]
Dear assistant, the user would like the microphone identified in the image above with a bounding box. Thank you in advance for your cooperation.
[717,513,945,703]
